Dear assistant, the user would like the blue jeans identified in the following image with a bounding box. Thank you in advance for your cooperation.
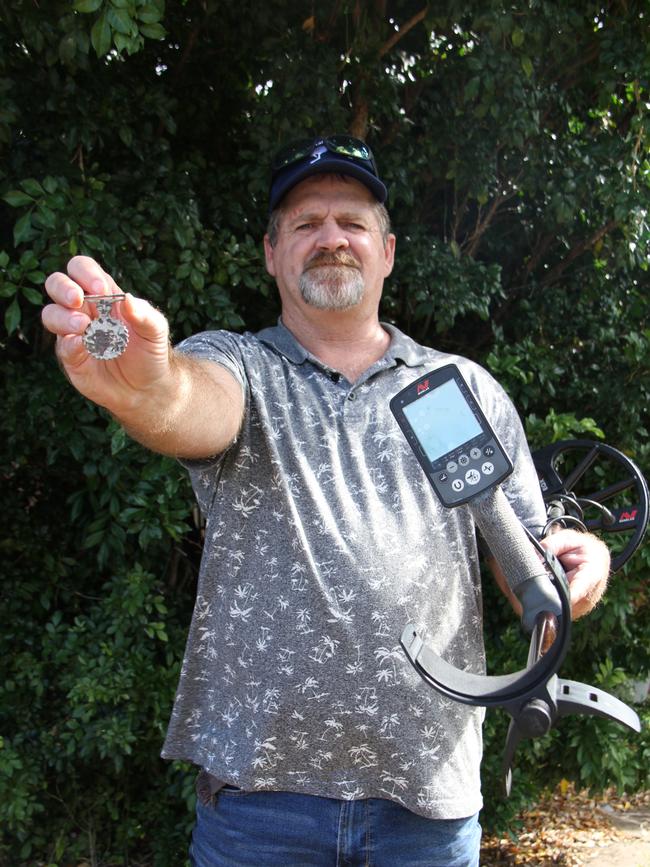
[189,786,480,866]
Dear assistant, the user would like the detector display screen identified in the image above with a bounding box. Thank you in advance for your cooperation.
[402,379,483,463]
[390,364,514,507]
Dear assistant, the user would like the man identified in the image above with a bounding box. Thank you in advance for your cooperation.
[43,136,609,866]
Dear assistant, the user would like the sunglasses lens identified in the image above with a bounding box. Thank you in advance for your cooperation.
[327,135,372,162]
[271,138,315,172]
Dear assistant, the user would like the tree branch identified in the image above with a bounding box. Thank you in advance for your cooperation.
[348,4,429,139]
[349,82,370,139]
[463,188,519,258]
[379,6,428,58]
[540,219,618,288]
[525,234,556,278]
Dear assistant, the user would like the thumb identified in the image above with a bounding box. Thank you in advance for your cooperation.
[121,293,170,343]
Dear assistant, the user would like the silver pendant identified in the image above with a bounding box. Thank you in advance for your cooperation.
[82,294,129,360]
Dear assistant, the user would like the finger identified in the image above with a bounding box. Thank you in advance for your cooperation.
[567,570,606,618]
[554,549,589,571]
[41,302,91,336]
[67,255,122,298]
[55,333,91,369]
[44,271,87,308]
[540,528,583,556]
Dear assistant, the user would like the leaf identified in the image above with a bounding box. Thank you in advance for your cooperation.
[108,7,134,35]
[19,249,37,269]
[42,176,58,194]
[114,32,133,52]
[118,125,133,147]
[511,27,525,47]
[20,178,44,197]
[34,206,57,229]
[75,28,91,55]
[521,55,534,78]
[190,269,205,291]
[110,425,128,455]
[137,4,163,24]
[464,77,480,101]
[13,211,34,245]
[139,22,165,40]
[4,297,21,334]
[21,286,44,305]
[173,227,190,248]
[74,0,103,11]
[59,33,77,64]
[82,233,104,250]
[0,281,16,298]
[91,12,112,56]
[3,190,34,207]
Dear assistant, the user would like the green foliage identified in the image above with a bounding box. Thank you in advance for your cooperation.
[1,0,649,861]
[523,410,605,451]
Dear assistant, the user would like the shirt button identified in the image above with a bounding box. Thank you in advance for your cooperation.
[348,392,356,401]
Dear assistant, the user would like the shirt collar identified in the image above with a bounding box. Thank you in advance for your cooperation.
[380,322,431,367]
[256,318,429,369]
[256,319,310,364]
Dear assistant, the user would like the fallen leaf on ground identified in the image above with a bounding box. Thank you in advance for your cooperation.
[480,784,650,866]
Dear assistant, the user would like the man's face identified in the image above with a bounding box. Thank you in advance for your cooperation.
[264,175,395,316]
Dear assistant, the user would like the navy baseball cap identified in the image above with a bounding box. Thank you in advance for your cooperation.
[269,135,388,212]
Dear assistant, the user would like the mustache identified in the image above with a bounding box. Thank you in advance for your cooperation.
[303,252,360,271]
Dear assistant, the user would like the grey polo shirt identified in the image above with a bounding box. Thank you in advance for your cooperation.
[161,320,546,819]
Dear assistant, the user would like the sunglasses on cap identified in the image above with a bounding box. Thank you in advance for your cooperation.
[271,135,379,177]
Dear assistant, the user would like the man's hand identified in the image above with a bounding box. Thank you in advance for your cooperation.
[42,256,244,458]
[540,528,610,619]
[42,256,172,418]
[490,527,610,622]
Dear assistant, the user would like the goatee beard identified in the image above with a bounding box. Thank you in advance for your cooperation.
[299,252,364,310]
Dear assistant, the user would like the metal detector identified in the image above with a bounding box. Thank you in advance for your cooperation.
[391,368,648,794]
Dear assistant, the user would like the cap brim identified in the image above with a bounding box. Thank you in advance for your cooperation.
[269,154,387,212]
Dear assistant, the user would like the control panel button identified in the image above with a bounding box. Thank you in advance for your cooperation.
[470,447,482,460]
[482,461,494,475]
[483,445,495,457]
[458,454,470,467]
[438,472,448,483]
[451,479,464,493]
[465,469,481,486]
[446,460,458,473]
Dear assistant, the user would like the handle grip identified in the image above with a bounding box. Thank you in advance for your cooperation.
[469,486,563,631]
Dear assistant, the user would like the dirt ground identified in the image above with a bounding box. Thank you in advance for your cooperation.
[585,839,650,867]
[582,799,650,867]
[480,785,650,866]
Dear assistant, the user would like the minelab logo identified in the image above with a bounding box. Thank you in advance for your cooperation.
[619,509,637,523]
[417,379,430,395]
